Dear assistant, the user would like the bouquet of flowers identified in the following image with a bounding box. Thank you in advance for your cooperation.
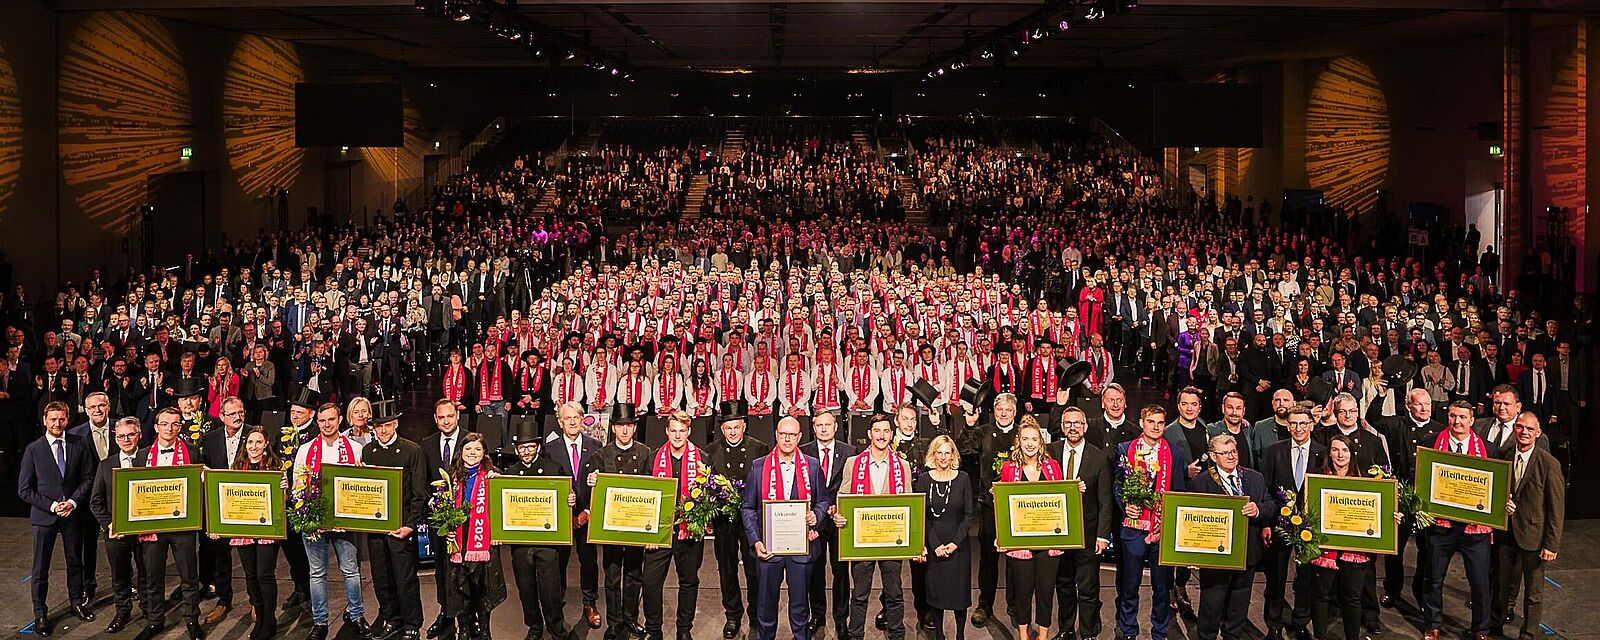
[278,426,301,470]
[288,466,329,541]
[428,469,469,555]
[677,469,742,541]
[1368,465,1434,529]
[1117,456,1159,528]
[991,450,1011,476]
[1273,488,1327,565]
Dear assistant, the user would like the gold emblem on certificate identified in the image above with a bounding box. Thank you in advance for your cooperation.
[762,501,810,556]
[128,477,189,521]
[1173,506,1234,555]
[502,488,560,531]
[1008,494,1070,537]
[852,505,911,548]
[1430,462,1494,512]
[1320,488,1382,537]
[332,476,389,520]
[217,482,274,525]
[602,486,662,533]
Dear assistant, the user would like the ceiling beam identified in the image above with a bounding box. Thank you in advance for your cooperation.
[51,0,1507,10]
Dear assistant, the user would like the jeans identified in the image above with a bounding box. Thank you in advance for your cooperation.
[305,533,366,626]
[479,402,507,418]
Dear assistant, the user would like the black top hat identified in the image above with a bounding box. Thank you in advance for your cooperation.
[173,377,206,399]
[909,379,940,409]
[610,403,641,425]
[371,401,402,424]
[958,379,984,407]
[287,385,322,409]
[717,399,749,422]
[505,420,541,453]
[1381,355,1417,388]
[1061,360,1093,390]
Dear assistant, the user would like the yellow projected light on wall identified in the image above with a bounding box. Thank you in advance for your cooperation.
[224,35,306,198]
[60,12,191,231]
[360,104,428,198]
[1306,57,1390,217]
[1542,28,1585,215]
[0,44,20,224]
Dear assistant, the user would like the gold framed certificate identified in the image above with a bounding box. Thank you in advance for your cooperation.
[587,473,675,546]
[1413,447,1510,529]
[489,477,573,545]
[762,500,811,556]
[1304,474,1398,554]
[321,463,403,533]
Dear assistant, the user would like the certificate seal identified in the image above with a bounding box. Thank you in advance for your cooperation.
[1054,527,1062,534]
[172,509,181,516]
[1366,528,1374,535]
[260,517,268,524]
[895,538,903,545]
[1476,503,1485,511]
[543,522,552,530]
[645,523,653,531]
[1217,545,1225,552]
[375,511,383,518]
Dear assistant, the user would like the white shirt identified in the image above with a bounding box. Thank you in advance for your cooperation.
[1219,470,1242,495]
[868,455,889,494]
[779,456,799,498]
[224,428,243,464]
[118,451,136,468]
[1060,442,1085,480]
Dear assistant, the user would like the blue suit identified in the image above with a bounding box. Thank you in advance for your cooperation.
[1112,439,1190,640]
[741,454,830,640]
[18,433,96,619]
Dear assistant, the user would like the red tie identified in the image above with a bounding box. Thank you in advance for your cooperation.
[570,443,580,481]
[821,447,830,478]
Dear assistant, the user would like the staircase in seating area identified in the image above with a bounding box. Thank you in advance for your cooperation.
[530,184,560,217]
[852,126,877,160]
[571,120,605,156]
[720,126,745,163]
[900,178,929,228]
[681,174,709,220]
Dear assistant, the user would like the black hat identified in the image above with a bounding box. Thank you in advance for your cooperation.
[505,419,541,453]
[371,401,402,425]
[1382,355,1417,388]
[909,379,940,409]
[610,403,641,426]
[287,385,322,409]
[172,377,206,399]
[717,399,749,422]
[958,379,984,407]
[1061,360,1093,391]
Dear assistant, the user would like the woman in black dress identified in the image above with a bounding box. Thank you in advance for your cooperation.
[914,434,974,640]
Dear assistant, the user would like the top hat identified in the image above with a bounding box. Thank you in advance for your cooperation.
[287,385,322,409]
[172,377,206,399]
[610,403,641,426]
[958,379,984,407]
[505,420,541,453]
[717,399,749,422]
[1061,360,1093,390]
[371,401,402,424]
[1381,355,1417,388]
[909,379,940,409]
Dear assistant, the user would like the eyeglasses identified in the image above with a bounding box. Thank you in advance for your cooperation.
[114,433,140,440]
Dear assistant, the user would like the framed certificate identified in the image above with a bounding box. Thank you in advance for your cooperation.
[112,465,205,536]
[321,463,403,533]
[1414,447,1510,529]
[1159,491,1248,570]
[761,500,812,556]
[836,493,926,561]
[204,469,287,540]
[1304,474,1398,554]
[992,480,1085,550]
[489,476,573,545]
[587,473,676,547]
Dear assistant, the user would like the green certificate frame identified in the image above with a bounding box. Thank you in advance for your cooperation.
[112,465,205,536]
[205,470,288,540]
[587,473,676,547]
[1159,491,1248,570]
[993,480,1086,550]
[1414,447,1510,530]
[489,476,574,545]
[836,493,926,561]
[1304,474,1398,554]
[321,463,403,533]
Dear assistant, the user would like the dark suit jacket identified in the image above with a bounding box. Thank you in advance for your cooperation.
[1048,440,1115,543]
[541,432,603,514]
[89,451,142,528]
[201,426,243,470]
[1518,369,1555,423]
[1260,438,1327,495]
[18,434,96,526]
[740,454,831,562]
[1189,466,1276,566]
[1501,445,1564,553]
[1311,424,1390,470]
[800,440,857,501]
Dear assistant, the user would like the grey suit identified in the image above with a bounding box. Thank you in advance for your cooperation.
[1492,445,1564,639]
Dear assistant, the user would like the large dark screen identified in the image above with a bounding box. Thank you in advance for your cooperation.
[1152,83,1262,148]
[295,82,403,148]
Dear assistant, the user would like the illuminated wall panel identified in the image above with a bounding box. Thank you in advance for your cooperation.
[224,35,306,197]
[1306,57,1390,217]
[0,44,20,224]
[360,104,427,198]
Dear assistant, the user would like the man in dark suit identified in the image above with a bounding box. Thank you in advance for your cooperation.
[709,401,772,639]
[89,417,147,634]
[542,401,604,631]
[19,401,97,635]
[1368,388,1443,609]
[421,398,472,639]
[741,416,830,640]
[67,391,113,610]
[1450,346,1491,414]
[134,407,206,640]
[1474,386,1547,452]
[1318,352,1359,398]
[1050,407,1114,640]
[131,351,171,443]
[1259,406,1324,640]
[1492,413,1564,640]
[1420,401,1500,640]
[197,396,247,623]
[362,405,429,640]
[1190,434,1276,640]
[801,410,856,638]
[1518,354,1554,425]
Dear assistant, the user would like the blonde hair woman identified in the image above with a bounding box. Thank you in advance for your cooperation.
[997,417,1065,640]
[916,434,974,640]
[345,396,374,448]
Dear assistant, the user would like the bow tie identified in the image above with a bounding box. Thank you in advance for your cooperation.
[159,448,174,454]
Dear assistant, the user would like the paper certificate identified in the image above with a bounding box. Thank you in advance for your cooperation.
[1173,506,1234,555]
[1008,493,1070,537]
[602,487,662,533]
[852,505,911,548]
[217,482,275,526]
[128,477,189,521]
[332,476,389,520]
[501,488,561,531]
[1320,488,1382,538]
[762,501,810,556]
[1430,462,1494,512]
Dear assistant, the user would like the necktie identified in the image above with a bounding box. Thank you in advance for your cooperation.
[1534,372,1543,404]
[1066,448,1078,480]
[1336,371,1342,389]
[571,443,580,480]
[1227,474,1241,496]
[1514,454,1525,489]
[1454,442,1463,454]
[821,446,831,478]
[54,439,66,477]
[1293,446,1305,489]
[94,428,108,459]
[442,437,452,467]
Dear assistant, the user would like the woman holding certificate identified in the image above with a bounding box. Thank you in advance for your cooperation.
[914,435,973,640]
[444,433,508,640]
[215,426,283,640]
[995,418,1065,640]
[1309,435,1378,640]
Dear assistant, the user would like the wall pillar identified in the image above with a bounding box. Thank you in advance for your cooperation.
[1502,10,1531,286]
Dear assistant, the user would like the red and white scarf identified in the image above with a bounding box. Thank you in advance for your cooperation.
[1000,457,1063,482]
[592,359,611,406]
[519,363,545,395]
[850,364,873,401]
[694,381,713,415]
[556,372,580,405]
[656,374,679,415]
[749,369,770,405]
[814,362,838,408]
[1432,430,1493,534]
[653,444,703,539]
[949,359,973,403]
[1031,358,1057,400]
[885,367,907,406]
[452,468,491,563]
[761,450,812,502]
[848,451,908,495]
[785,369,806,408]
[622,374,646,405]
[478,358,504,403]
[994,363,1017,393]
[1125,437,1173,540]
[140,441,193,541]
[304,435,355,475]
[443,364,468,403]
[719,367,741,401]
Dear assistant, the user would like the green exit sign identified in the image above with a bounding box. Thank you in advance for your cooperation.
[1488,144,1503,157]
[180,146,193,159]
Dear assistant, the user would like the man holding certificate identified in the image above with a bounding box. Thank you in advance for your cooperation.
[132,407,206,640]
[1050,407,1114,640]
[584,404,651,640]
[1420,401,1502,640]
[292,403,370,640]
[740,416,829,640]
[1113,405,1190,640]
[89,418,146,635]
[833,415,913,640]
[361,405,429,640]
[1188,435,1275,640]
[504,426,578,640]
[642,412,709,640]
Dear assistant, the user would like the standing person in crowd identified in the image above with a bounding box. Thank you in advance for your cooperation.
[1307,435,1375,640]
[1260,406,1324,640]
[973,393,1022,627]
[293,402,370,640]
[216,426,284,640]
[504,425,578,640]
[585,404,651,640]
[642,412,709,640]
[915,434,973,640]
[742,415,828,640]
[198,396,248,625]
[835,415,913,640]
[20,401,96,636]
[362,405,429,640]
[1114,404,1190,640]
[1188,434,1274,640]
[89,418,146,634]
[994,417,1064,640]
[802,410,855,639]
[425,400,469,640]
[1492,412,1564,640]
[1420,401,1501,640]
[544,402,603,631]
[1051,407,1114,640]
[442,433,508,640]
[1370,388,1443,610]
[710,400,769,639]
[134,407,206,640]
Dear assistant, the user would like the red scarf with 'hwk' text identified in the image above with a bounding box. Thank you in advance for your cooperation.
[1432,429,1493,535]
[762,449,811,502]
[1125,437,1173,541]
[848,451,907,495]
[479,358,504,403]
[453,469,491,563]
[1031,359,1057,399]
[140,441,193,541]
[653,444,702,539]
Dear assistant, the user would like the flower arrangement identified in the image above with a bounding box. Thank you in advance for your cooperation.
[1368,465,1434,529]
[428,469,469,555]
[677,469,743,541]
[991,450,1011,476]
[1117,456,1159,528]
[288,466,329,541]
[1273,488,1328,565]
[278,426,301,470]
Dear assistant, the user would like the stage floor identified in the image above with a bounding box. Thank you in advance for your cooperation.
[4,519,1597,640]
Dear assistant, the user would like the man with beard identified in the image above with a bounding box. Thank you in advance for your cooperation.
[1368,389,1443,611]
[1247,390,1298,467]
[708,400,770,639]
[503,424,578,640]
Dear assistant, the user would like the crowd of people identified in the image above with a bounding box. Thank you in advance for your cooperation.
[3,116,1591,640]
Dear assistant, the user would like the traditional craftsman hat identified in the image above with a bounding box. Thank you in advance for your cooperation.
[1382,355,1417,388]
[958,379,984,407]
[505,419,541,453]
[910,379,940,409]
[172,377,206,399]
[371,400,402,425]
[1061,360,1093,391]
[610,403,641,426]
[717,399,749,422]
[287,384,322,409]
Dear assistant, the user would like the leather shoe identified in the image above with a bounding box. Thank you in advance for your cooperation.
[107,612,133,633]
[1176,590,1196,618]
[1474,634,1492,640]
[630,622,647,639]
[306,624,330,640]
[203,605,230,625]
[1052,632,1076,640]
[971,607,990,628]
[188,621,208,640]
[346,615,374,640]
[285,592,309,610]
[875,611,887,630]
[807,620,822,635]
[376,622,403,640]
[1422,629,1441,640]
[133,622,166,640]
[585,607,603,630]
[1504,611,1516,624]
[32,617,53,637]
[1293,627,1312,640]
[1365,620,1382,633]
[722,619,739,639]
[74,602,97,622]
[400,630,420,640]
[920,612,937,631]
[1380,595,1396,608]
[429,616,456,638]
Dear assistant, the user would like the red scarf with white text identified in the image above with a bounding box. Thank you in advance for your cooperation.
[140,441,193,541]
[848,451,907,495]
[443,364,467,403]
[653,444,703,538]
[762,449,811,501]
[478,358,504,403]
[452,468,491,563]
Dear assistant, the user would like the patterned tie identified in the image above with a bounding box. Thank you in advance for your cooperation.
[442,437,452,467]
[1066,448,1078,480]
